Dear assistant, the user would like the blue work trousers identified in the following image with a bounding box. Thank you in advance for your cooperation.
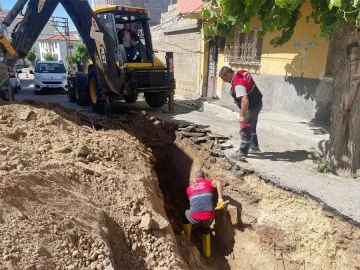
[239,101,262,155]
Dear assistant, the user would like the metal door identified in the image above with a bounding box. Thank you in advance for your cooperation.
[206,38,218,98]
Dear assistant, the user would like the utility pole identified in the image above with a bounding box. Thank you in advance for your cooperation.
[49,16,72,72]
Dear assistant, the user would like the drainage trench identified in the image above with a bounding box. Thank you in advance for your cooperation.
[3,101,358,269]
[149,125,360,270]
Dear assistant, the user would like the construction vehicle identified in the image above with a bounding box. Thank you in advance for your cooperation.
[0,0,175,114]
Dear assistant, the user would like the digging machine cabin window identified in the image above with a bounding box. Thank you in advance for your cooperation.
[225,29,263,66]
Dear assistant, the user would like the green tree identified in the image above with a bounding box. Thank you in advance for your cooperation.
[202,0,360,175]
[26,51,37,66]
[43,53,55,61]
[202,0,358,46]
[71,44,90,71]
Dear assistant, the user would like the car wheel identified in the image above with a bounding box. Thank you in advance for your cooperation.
[67,86,76,103]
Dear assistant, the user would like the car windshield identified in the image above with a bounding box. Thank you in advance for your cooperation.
[35,63,66,73]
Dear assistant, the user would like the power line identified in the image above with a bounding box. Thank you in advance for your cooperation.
[154,36,215,54]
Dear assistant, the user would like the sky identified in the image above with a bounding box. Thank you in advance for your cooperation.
[3,0,92,30]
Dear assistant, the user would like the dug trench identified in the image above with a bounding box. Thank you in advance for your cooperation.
[0,101,359,270]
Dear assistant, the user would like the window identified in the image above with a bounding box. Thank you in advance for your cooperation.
[35,62,66,73]
[224,29,263,65]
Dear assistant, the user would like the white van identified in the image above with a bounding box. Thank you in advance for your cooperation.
[31,61,68,95]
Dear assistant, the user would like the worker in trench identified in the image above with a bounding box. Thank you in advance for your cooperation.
[182,170,229,257]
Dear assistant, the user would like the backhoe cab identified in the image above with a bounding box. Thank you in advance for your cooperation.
[68,5,175,114]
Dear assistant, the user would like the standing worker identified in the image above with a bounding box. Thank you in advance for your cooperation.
[117,23,138,61]
[219,66,263,161]
[183,170,228,257]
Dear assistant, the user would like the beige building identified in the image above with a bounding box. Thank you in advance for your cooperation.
[151,4,202,99]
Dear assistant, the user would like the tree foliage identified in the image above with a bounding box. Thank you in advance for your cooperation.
[43,53,55,61]
[201,0,360,46]
[66,44,89,71]
[26,51,37,66]
[71,44,90,64]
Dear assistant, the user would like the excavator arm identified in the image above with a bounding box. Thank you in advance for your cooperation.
[0,0,123,92]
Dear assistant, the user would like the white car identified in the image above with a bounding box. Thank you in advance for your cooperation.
[31,61,68,95]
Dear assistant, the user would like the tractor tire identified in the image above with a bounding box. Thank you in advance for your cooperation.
[124,94,138,103]
[75,72,90,106]
[144,92,168,108]
[88,68,105,114]
[0,79,14,101]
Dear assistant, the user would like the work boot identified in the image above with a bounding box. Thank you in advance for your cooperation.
[230,150,247,161]
[183,223,192,241]
[249,148,261,154]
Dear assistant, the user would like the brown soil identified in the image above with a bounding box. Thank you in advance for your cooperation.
[0,101,184,270]
[0,101,359,270]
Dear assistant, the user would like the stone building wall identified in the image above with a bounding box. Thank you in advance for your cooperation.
[151,5,202,98]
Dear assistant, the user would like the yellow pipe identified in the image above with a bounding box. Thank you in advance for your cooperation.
[202,233,211,257]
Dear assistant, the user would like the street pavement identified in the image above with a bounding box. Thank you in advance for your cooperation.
[14,77,360,227]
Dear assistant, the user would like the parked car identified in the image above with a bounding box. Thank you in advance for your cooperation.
[30,61,68,95]
[9,68,22,93]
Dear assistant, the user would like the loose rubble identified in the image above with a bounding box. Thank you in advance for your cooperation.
[1,101,359,270]
[0,102,185,269]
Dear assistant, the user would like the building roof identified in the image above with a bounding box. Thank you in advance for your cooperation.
[38,33,80,42]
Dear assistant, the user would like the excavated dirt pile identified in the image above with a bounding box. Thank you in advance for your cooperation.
[1,101,360,270]
[0,101,185,270]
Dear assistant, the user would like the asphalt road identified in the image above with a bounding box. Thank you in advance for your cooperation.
[15,78,175,117]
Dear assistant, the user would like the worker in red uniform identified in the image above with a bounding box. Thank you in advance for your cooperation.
[219,66,263,161]
[183,170,227,257]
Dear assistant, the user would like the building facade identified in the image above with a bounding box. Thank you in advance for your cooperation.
[0,9,71,66]
[151,4,202,98]
[38,32,81,67]
[217,2,333,123]
[156,0,334,123]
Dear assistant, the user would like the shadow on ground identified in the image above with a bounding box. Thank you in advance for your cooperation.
[249,150,315,163]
